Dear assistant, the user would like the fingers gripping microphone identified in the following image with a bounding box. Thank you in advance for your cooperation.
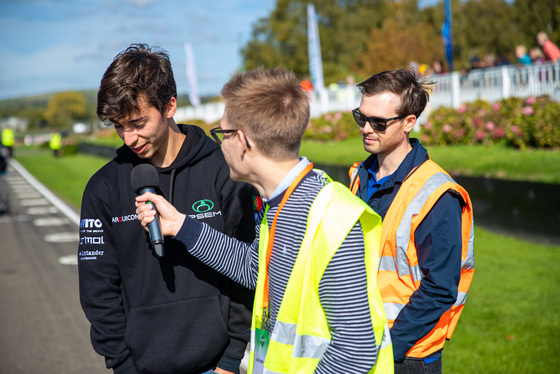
[131,164,164,257]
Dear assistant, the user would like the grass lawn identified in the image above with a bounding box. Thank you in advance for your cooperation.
[300,137,560,184]
[443,227,560,373]
[14,147,107,209]
[12,142,560,373]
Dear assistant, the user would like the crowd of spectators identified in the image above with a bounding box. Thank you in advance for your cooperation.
[411,31,560,77]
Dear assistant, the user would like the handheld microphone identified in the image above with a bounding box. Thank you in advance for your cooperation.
[131,163,164,257]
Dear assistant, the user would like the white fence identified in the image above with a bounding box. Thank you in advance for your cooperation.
[174,62,560,125]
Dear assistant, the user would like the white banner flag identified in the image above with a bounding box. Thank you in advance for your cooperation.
[307,3,325,94]
[184,43,201,106]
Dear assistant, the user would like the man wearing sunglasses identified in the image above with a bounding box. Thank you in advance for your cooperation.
[349,69,474,374]
[78,44,257,374]
[136,67,393,373]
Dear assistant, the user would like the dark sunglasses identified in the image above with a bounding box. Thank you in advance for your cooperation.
[210,127,251,148]
[352,108,407,131]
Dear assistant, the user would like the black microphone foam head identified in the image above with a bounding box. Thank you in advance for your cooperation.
[131,163,160,194]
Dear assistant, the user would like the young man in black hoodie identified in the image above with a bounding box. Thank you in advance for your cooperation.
[78,43,258,374]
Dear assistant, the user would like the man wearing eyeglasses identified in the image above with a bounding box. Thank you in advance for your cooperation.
[349,69,474,374]
[78,43,257,374]
[136,67,393,373]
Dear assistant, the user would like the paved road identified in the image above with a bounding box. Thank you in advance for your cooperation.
[0,160,106,373]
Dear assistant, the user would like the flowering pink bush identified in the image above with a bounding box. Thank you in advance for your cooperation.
[304,111,360,141]
[423,95,560,148]
[525,96,537,105]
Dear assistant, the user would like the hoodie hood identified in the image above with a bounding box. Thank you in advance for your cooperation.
[116,124,222,203]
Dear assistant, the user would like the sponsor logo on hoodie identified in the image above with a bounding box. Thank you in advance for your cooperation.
[189,199,222,220]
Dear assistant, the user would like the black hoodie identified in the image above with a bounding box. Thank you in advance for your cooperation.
[78,124,257,374]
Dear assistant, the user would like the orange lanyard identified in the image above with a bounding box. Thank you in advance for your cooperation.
[262,162,314,319]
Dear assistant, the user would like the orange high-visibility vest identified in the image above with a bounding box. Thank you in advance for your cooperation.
[350,159,474,358]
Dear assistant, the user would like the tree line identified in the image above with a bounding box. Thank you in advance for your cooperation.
[242,0,559,84]
[2,0,557,132]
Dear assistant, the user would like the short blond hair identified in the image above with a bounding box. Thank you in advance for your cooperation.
[221,67,309,160]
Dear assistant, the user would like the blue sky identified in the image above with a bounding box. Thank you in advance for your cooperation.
[0,0,276,100]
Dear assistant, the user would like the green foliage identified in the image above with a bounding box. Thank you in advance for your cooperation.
[511,0,560,48]
[44,91,88,130]
[242,0,389,83]
[304,111,360,141]
[355,3,445,74]
[422,96,560,149]
[242,0,560,77]
[451,0,521,69]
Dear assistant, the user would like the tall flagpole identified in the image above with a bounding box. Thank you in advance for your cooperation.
[441,0,454,72]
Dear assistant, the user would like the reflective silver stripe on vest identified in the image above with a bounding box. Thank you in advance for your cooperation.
[383,302,405,321]
[378,255,397,272]
[395,172,455,282]
[272,320,330,359]
[455,291,468,306]
[463,222,475,270]
[381,324,392,349]
[271,320,297,345]
[263,368,284,374]
[293,334,330,359]
[250,328,256,352]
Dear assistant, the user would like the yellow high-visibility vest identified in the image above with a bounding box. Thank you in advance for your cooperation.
[1,128,14,147]
[248,181,393,373]
[49,132,61,150]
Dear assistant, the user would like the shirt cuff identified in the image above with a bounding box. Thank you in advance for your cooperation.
[113,356,137,374]
[216,355,241,374]
[173,215,204,248]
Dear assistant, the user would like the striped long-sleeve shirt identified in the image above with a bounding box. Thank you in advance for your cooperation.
[175,169,378,373]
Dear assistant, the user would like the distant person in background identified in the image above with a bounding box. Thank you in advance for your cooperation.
[0,145,8,176]
[1,127,14,158]
[300,78,314,102]
[49,131,62,157]
[515,45,532,66]
[483,54,496,69]
[468,55,484,72]
[537,31,560,63]
[431,60,445,75]
[495,54,512,66]
[530,47,545,65]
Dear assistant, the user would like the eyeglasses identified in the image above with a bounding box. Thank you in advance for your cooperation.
[210,127,251,148]
[352,108,407,131]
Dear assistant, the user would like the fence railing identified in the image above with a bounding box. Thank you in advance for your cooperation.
[174,62,560,125]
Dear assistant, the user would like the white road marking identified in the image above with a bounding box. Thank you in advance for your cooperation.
[27,206,59,215]
[45,232,79,243]
[15,193,42,199]
[20,198,50,206]
[33,217,69,226]
[0,215,30,223]
[58,255,78,265]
